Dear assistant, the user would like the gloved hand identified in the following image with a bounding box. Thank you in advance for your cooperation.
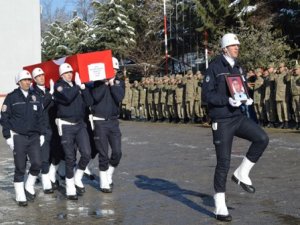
[40,135,45,146]
[75,72,85,89]
[49,79,55,95]
[6,137,14,150]
[108,77,115,86]
[229,97,242,107]
[75,72,82,86]
[245,98,253,106]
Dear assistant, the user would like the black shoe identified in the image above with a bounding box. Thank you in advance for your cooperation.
[100,187,112,193]
[43,188,54,194]
[109,182,114,188]
[232,175,255,193]
[66,195,78,200]
[84,173,95,180]
[216,214,232,222]
[25,190,36,201]
[18,201,28,207]
[51,181,59,190]
[75,185,85,196]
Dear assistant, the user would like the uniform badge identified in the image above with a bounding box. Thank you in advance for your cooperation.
[205,76,210,83]
[1,104,7,112]
[31,95,37,102]
[115,80,120,85]
[57,86,63,92]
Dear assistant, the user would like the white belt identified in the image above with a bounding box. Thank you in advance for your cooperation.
[93,116,106,121]
[55,118,77,136]
[59,119,78,125]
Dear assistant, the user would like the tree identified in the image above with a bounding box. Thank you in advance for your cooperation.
[89,0,136,58]
[42,17,91,60]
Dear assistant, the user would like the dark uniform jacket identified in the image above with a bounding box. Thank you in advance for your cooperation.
[0,88,45,139]
[53,79,93,123]
[202,55,247,121]
[31,84,54,129]
[89,79,125,119]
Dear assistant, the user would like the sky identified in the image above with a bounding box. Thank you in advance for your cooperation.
[41,0,76,13]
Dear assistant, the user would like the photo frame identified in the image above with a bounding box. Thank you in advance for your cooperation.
[225,75,249,102]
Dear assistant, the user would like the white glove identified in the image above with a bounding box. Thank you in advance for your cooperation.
[49,79,55,95]
[75,72,82,86]
[40,135,45,146]
[245,98,253,106]
[6,137,14,150]
[229,97,242,107]
[109,77,115,86]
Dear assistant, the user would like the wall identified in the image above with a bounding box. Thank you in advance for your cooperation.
[0,0,41,105]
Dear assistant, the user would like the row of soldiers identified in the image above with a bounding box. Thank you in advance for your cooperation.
[119,62,300,129]
[121,70,208,124]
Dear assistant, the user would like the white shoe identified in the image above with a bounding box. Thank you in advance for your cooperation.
[25,174,38,201]
[214,193,229,216]
[48,164,59,183]
[106,165,115,186]
[99,170,112,193]
[41,173,53,193]
[233,157,255,185]
[14,182,27,206]
[65,177,78,200]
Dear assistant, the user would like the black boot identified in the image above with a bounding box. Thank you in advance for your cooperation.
[296,122,300,130]
[283,121,289,129]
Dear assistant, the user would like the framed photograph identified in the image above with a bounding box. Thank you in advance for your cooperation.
[225,75,249,102]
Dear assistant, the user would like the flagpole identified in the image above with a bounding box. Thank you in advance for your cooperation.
[163,0,168,75]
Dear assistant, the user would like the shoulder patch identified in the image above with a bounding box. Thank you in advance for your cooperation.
[57,86,63,92]
[31,95,37,102]
[115,80,120,85]
[1,104,7,112]
[205,76,210,83]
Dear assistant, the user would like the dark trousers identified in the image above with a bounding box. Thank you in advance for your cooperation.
[13,134,41,182]
[41,128,52,174]
[50,125,65,165]
[212,115,269,193]
[94,119,122,171]
[60,121,91,179]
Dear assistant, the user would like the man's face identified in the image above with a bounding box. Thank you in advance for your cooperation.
[34,74,45,86]
[295,68,300,76]
[62,71,73,82]
[225,44,239,58]
[232,80,242,92]
[268,67,274,73]
[19,79,32,91]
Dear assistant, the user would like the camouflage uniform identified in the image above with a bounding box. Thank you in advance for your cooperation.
[138,78,147,120]
[166,77,176,121]
[289,64,300,129]
[131,80,140,119]
[274,63,289,128]
[194,71,204,122]
[184,70,195,122]
[253,68,265,124]
[121,78,132,119]
[264,64,277,127]
[175,75,184,122]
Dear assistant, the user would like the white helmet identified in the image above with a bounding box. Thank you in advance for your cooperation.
[112,57,119,70]
[221,33,240,49]
[15,70,32,84]
[32,67,44,78]
[59,63,73,76]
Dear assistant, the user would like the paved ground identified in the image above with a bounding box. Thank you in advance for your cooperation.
[0,121,299,225]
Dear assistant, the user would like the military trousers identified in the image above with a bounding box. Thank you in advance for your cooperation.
[13,134,41,182]
[61,121,91,179]
[94,119,122,171]
[264,99,276,123]
[212,115,269,192]
[276,100,289,122]
[292,95,300,122]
